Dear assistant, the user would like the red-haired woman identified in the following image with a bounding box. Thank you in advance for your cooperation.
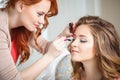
[0,0,72,80]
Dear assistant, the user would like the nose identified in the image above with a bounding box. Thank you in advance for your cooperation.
[71,39,78,47]
[38,16,45,24]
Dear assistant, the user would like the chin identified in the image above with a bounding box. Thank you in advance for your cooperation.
[25,26,35,32]
[71,57,82,62]
[71,57,77,62]
[28,28,35,32]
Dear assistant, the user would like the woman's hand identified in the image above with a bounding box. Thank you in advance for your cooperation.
[60,22,76,37]
[46,36,66,59]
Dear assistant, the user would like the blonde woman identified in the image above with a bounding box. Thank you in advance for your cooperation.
[69,16,120,80]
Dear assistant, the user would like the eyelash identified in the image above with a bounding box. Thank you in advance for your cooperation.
[80,40,87,43]
[72,39,87,43]
[37,13,44,16]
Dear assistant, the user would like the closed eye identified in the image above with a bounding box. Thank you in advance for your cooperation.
[80,39,87,43]
[37,12,44,17]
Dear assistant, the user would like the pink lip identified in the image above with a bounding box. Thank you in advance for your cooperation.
[34,23,39,28]
[71,50,79,54]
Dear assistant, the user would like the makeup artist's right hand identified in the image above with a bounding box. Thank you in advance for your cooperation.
[46,36,66,59]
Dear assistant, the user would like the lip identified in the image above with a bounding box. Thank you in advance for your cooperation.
[71,50,79,54]
[34,23,39,28]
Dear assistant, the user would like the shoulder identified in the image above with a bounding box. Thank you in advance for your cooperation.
[0,9,9,36]
[0,9,8,29]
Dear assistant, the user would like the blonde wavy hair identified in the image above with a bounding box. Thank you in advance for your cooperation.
[70,16,120,80]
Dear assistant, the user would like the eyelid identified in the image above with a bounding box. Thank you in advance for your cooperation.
[38,13,44,16]
[80,39,87,43]
[37,11,45,16]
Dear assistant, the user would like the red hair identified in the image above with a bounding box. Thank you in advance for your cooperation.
[5,0,58,64]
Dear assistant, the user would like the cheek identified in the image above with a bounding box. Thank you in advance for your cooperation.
[82,41,94,52]
[84,45,96,58]
[26,10,37,22]
[23,8,37,23]
[82,45,94,52]
[20,10,37,31]
[79,43,95,58]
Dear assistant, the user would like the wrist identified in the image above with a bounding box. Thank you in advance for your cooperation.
[44,53,55,61]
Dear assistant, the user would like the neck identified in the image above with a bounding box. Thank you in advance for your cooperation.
[8,8,22,30]
[82,58,102,80]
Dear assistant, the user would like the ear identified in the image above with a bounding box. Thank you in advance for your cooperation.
[15,1,25,13]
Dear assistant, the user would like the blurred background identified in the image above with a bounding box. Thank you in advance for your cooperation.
[46,0,120,41]
[0,0,120,40]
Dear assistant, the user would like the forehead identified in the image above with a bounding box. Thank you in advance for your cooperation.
[32,0,51,13]
[74,25,93,37]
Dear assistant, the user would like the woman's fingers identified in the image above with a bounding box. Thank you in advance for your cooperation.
[47,36,66,58]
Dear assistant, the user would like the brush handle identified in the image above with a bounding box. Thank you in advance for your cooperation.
[69,23,73,33]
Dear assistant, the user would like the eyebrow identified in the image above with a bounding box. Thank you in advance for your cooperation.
[36,9,45,14]
[73,34,87,38]
[38,11,45,14]
[79,35,87,37]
